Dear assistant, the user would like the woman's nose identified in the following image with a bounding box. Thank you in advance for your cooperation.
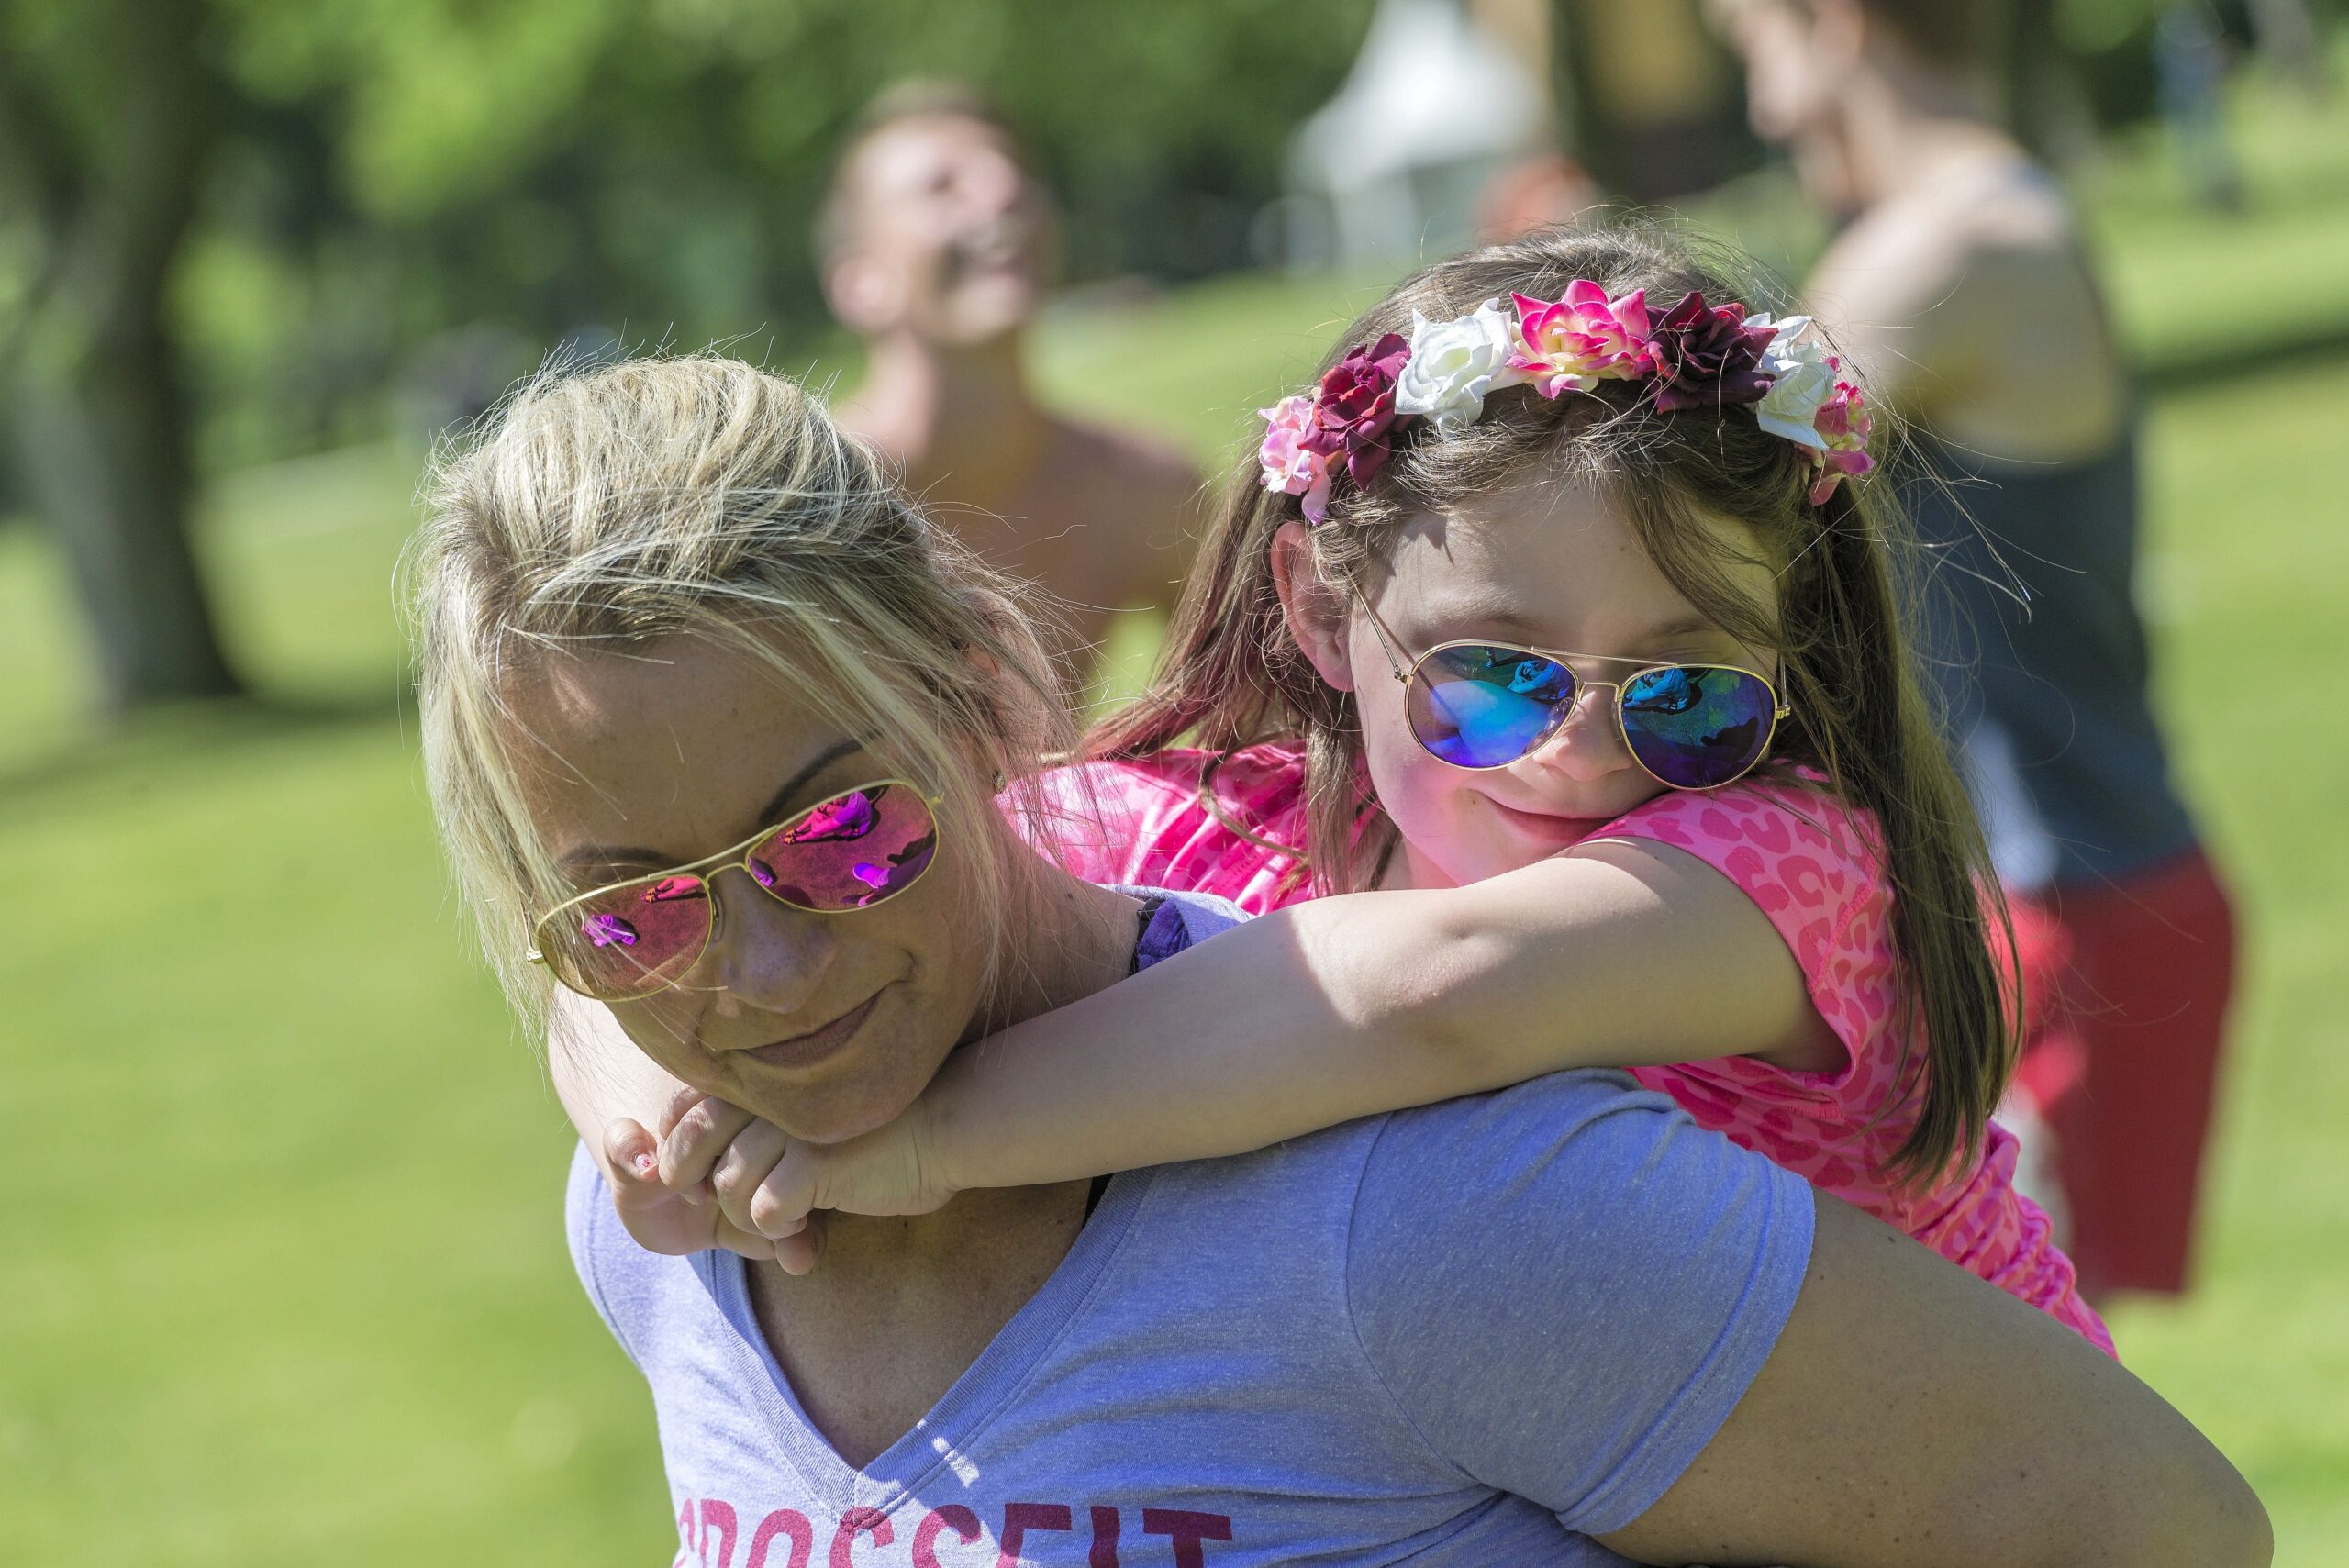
[1524,683,1631,783]
[692,869,840,1016]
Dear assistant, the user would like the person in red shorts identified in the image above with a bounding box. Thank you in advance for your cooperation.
[1710,0,2238,1297]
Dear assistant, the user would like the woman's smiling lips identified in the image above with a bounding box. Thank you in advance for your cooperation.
[734,991,884,1073]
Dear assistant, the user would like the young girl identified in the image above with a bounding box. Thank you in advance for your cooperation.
[570,222,2111,1355]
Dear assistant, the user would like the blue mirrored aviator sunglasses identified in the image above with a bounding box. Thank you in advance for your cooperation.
[1356,595,1790,790]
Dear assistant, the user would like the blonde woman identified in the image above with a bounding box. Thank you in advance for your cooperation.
[412,354,2262,1565]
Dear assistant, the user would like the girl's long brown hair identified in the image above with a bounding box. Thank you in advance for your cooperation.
[1090,219,2019,1184]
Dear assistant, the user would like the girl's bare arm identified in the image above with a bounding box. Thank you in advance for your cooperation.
[921,840,1827,1195]
[563,840,1829,1247]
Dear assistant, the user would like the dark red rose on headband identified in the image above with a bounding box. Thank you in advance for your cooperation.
[1644,291,1776,413]
[1307,332,1414,488]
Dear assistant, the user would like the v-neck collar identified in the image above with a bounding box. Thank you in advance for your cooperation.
[693,1165,1157,1518]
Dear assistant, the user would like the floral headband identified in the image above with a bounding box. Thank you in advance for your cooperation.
[1257,282,1874,523]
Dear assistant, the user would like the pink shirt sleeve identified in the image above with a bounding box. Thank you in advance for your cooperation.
[1594,780,1898,1091]
[1026,746,1315,916]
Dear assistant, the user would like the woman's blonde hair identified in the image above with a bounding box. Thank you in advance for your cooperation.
[408,353,1070,1028]
[1093,220,2019,1184]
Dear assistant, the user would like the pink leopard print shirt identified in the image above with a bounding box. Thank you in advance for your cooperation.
[1041,745,2112,1356]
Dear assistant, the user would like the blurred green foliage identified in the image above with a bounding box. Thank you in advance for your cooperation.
[17,0,2325,492]
[165,0,1376,471]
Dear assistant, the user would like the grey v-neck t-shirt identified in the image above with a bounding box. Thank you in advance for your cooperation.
[565,890,1814,1565]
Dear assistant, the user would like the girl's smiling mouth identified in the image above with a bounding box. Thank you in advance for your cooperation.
[1481,795,1615,847]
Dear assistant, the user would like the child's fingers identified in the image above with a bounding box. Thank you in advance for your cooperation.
[774,1211,828,1277]
[708,1211,788,1263]
[657,1095,759,1201]
[653,1082,706,1140]
[601,1118,664,1196]
[601,1117,710,1257]
[709,1120,790,1240]
[747,1142,827,1240]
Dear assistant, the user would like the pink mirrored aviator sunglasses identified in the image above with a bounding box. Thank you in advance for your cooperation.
[526,781,940,1002]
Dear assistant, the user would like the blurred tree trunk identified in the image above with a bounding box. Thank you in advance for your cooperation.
[0,0,238,714]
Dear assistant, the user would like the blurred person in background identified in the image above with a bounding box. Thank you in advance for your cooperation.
[1712,0,2237,1300]
[818,81,1201,680]
[1475,151,1604,240]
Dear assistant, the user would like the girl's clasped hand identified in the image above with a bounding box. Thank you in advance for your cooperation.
[600,1084,953,1274]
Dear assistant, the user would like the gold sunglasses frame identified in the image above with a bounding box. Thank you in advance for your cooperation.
[1353,595,1791,790]
[525,778,941,1001]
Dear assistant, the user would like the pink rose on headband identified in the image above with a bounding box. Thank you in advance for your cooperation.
[1805,377,1876,505]
[1308,332,1412,491]
[1508,281,1653,397]
[1645,291,1776,412]
[1257,394,1335,522]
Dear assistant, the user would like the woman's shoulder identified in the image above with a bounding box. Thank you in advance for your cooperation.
[1340,1071,1815,1529]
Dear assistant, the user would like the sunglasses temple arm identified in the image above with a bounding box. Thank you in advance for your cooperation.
[1350,590,1414,684]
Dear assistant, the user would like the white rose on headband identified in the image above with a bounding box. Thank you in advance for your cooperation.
[1750,314,1837,448]
[1756,312,1822,375]
[1394,298,1523,430]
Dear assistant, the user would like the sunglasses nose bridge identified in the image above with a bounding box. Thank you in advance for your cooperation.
[695,869,839,1008]
[1520,674,1635,776]
[706,852,777,899]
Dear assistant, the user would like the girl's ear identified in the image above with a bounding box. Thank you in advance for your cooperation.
[1269,520,1357,694]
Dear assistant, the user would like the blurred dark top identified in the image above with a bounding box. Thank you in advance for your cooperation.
[1908,422,2200,888]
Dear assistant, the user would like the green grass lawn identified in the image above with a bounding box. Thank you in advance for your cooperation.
[5,61,2347,1566]
[2102,354,2349,1563]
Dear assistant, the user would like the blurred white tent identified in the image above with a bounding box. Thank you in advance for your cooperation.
[1282,0,1551,271]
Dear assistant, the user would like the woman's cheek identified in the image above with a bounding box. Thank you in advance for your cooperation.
[614,995,707,1082]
